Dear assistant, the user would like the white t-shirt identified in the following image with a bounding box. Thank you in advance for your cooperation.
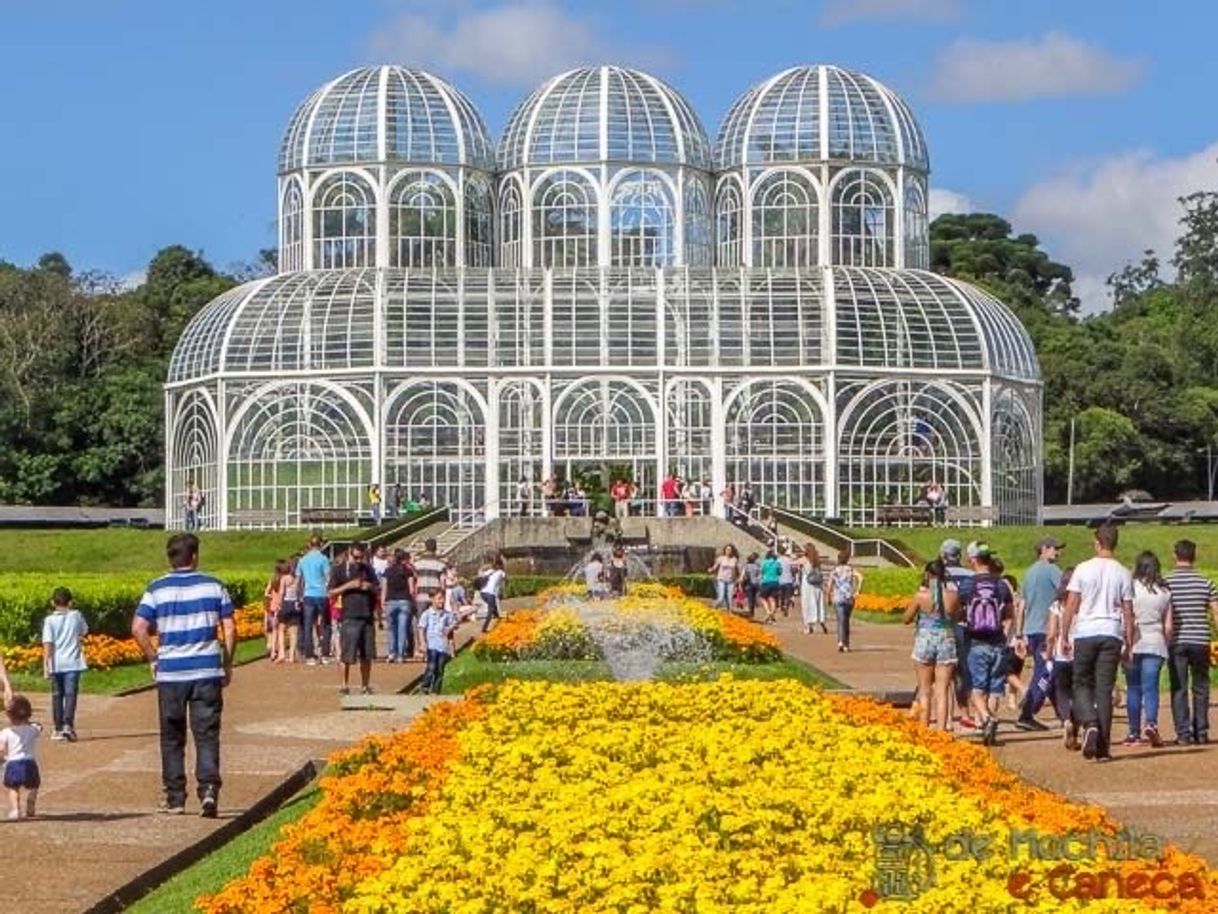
[482,568,506,598]
[584,560,604,591]
[42,609,89,673]
[1066,556,1133,641]
[1130,580,1171,659]
[371,556,390,579]
[1,723,41,762]
[1048,600,1076,662]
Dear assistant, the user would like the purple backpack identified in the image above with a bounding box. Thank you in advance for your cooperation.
[965,575,1005,637]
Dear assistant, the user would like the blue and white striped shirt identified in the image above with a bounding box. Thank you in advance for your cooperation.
[136,571,233,683]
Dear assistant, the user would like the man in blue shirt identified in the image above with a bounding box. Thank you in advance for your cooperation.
[1015,536,1064,731]
[132,533,235,817]
[297,535,332,664]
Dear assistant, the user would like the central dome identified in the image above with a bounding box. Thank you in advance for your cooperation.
[498,65,712,171]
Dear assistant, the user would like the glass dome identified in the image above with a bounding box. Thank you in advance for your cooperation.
[498,65,712,171]
[715,65,928,171]
[278,65,495,173]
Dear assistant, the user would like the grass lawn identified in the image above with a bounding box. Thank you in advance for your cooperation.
[440,651,844,692]
[6,640,267,696]
[127,783,321,914]
[849,523,1218,567]
[0,528,360,576]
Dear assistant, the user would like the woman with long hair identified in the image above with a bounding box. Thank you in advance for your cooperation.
[1125,551,1173,747]
[1044,567,1079,750]
[275,558,302,663]
[798,544,827,634]
[827,548,864,652]
[708,544,739,610]
[903,559,960,730]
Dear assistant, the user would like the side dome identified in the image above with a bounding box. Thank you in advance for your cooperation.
[498,65,711,170]
[715,65,928,171]
[279,66,494,173]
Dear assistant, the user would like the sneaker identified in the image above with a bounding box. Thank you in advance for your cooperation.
[305,658,318,667]
[1015,717,1049,732]
[50,730,67,742]
[1081,726,1099,760]
[983,718,999,746]
[64,727,78,743]
[820,623,829,634]
[1197,734,1210,745]
[338,686,350,696]
[1144,724,1163,748]
[158,798,186,815]
[361,686,373,695]
[200,787,218,819]
[1122,734,1143,747]
[1095,754,1113,764]
[837,643,845,652]
[1175,734,1195,746]
[958,716,976,730]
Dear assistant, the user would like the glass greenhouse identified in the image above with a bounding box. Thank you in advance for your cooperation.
[166,64,1042,529]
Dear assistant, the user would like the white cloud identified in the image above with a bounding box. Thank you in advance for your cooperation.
[821,0,959,26]
[1013,143,1218,312]
[929,187,972,220]
[369,3,668,88]
[928,32,1144,103]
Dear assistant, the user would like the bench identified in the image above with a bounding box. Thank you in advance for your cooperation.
[875,504,933,526]
[228,509,283,527]
[945,505,998,525]
[300,507,357,526]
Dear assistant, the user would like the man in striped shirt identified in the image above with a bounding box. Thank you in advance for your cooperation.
[1164,540,1218,745]
[132,533,235,817]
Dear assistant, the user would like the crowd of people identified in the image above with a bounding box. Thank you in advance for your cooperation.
[903,525,1216,759]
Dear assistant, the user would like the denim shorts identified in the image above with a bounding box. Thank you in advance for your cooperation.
[3,758,40,790]
[912,625,957,665]
[966,640,1008,695]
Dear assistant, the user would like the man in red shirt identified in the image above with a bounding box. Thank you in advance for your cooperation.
[660,473,680,517]
[610,479,632,519]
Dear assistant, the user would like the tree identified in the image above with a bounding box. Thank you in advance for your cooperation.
[1045,407,1143,503]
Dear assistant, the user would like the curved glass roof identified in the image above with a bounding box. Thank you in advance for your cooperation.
[499,66,712,171]
[279,66,494,173]
[715,65,928,171]
[170,268,1036,384]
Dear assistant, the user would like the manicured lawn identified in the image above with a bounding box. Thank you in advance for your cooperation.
[7,640,267,696]
[439,651,843,692]
[0,528,359,576]
[127,784,321,914]
[849,523,1218,567]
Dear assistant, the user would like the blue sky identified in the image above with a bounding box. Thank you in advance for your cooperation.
[2,0,1215,309]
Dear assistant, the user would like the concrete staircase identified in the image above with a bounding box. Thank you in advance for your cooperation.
[390,520,470,557]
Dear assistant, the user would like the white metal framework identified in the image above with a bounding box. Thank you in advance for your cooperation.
[165,63,1043,529]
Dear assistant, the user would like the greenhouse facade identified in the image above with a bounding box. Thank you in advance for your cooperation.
[166,64,1042,530]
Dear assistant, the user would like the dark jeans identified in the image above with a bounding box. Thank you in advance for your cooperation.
[1053,660,1074,726]
[1019,633,1050,720]
[1072,636,1122,757]
[953,625,971,706]
[422,649,449,694]
[744,583,759,616]
[481,593,500,632]
[1169,643,1211,741]
[158,678,223,804]
[301,597,331,660]
[51,671,81,731]
[835,600,853,648]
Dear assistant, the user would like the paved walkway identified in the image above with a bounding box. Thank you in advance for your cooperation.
[768,611,1218,865]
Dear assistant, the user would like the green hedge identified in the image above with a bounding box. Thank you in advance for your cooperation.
[0,571,266,644]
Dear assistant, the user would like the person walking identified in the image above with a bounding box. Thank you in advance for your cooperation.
[741,552,761,618]
[41,587,87,741]
[958,546,1014,745]
[1015,537,1064,731]
[1061,523,1135,762]
[132,533,234,817]
[1164,539,1218,745]
[759,549,782,623]
[276,558,302,664]
[479,555,506,633]
[940,539,975,728]
[828,548,863,652]
[297,536,332,666]
[184,482,204,532]
[381,549,417,662]
[607,545,629,597]
[1124,551,1172,747]
[417,588,458,694]
[1,695,42,820]
[329,542,380,695]
[367,483,382,524]
[660,472,680,517]
[798,544,827,634]
[1045,568,1079,750]
[777,545,795,619]
[611,478,632,520]
[903,559,960,731]
[708,545,739,610]
[414,539,447,603]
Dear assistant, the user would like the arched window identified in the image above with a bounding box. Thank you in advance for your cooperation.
[533,170,598,268]
[683,177,712,266]
[832,170,894,267]
[498,179,523,268]
[279,181,304,272]
[610,169,675,267]
[312,172,376,269]
[903,178,929,269]
[715,179,743,267]
[389,170,456,268]
[726,379,824,512]
[752,169,819,268]
[464,175,493,268]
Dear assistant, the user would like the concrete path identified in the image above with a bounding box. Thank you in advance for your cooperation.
[767,611,1218,865]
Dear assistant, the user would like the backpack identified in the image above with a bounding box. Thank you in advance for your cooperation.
[966,575,1005,637]
[830,566,855,605]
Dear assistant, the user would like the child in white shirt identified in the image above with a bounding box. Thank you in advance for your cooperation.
[42,587,88,741]
[1,694,42,819]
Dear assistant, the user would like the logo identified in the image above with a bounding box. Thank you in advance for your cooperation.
[870,822,936,901]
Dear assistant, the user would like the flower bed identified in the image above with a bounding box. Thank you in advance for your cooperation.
[474,582,782,664]
[201,679,1216,913]
[0,605,264,673]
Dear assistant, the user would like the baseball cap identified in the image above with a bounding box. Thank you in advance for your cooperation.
[940,539,962,558]
[971,542,992,559]
[966,540,982,560]
[1035,536,1065,553]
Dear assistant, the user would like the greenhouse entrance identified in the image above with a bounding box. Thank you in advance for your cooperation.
[553,459,657,516]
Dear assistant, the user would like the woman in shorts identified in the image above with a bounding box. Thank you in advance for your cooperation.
[904,559,960,732]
